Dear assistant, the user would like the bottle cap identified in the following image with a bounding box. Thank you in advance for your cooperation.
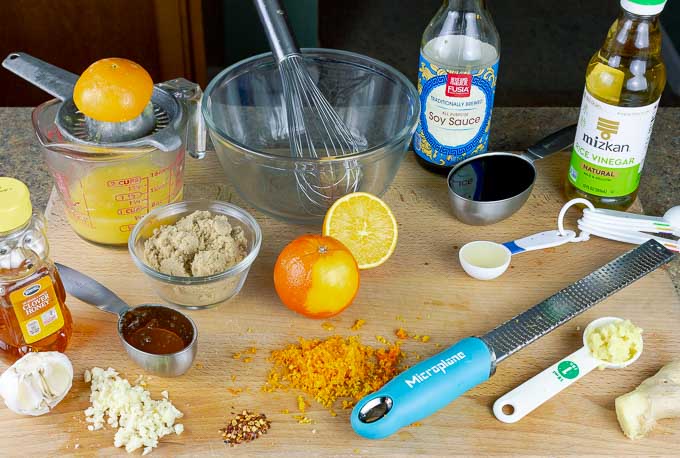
[0,177,32,232]
[621,0,666,15]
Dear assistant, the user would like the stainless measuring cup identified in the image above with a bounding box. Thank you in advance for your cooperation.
[56,263,197,377]
[447,124,577,225]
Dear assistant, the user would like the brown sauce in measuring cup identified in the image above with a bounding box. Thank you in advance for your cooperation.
[127,324,185,354]
[121,306,193,355]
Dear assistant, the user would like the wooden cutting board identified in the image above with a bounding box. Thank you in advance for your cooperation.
[1,151,679,456]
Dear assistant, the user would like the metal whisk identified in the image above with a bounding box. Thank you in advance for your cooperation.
[254,0,362,215]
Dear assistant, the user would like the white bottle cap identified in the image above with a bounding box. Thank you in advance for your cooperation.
[620,0,666,16]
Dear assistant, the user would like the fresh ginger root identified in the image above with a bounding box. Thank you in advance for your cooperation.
[615,361,680,439]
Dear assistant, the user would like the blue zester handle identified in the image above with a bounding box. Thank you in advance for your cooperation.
[351,337,493,439]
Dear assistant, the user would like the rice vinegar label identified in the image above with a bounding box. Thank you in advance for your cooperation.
[568,89,659,197]
[9,275,64,344]
[414,54,498,167]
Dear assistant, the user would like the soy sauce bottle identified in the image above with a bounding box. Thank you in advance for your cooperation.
[414,0,500,175]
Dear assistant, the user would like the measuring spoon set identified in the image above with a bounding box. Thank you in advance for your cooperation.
[458,199,680,281]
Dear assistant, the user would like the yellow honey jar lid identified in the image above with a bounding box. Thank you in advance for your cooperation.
[0,177,32,232]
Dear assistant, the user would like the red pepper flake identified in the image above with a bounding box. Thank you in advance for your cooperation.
[219,411,271,446]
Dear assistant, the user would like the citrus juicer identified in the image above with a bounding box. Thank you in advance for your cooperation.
[493,316,642,423]
[351,240,674,439]
[2,52,207,245]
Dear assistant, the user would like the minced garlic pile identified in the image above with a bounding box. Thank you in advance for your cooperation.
[84,367,184,455]
[264,335,403,411]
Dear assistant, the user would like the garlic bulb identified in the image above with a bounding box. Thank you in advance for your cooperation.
[0,352,73,416]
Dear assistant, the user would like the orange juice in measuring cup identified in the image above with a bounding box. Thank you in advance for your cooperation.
[30,78,206,245]
[51,151,185,245]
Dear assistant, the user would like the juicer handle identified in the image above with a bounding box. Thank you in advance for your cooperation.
[2,52,77,101]
[525,124,577,162]
[253,0,301,62]
[55,263,130,316]
[157,78,208,159]
[351,337,493,439]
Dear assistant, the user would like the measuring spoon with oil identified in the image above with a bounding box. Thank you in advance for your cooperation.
[459,229,576,280]
[55,263,197,377]
[493,316,642,423]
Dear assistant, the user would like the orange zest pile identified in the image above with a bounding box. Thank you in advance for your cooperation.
[264,336,403,411]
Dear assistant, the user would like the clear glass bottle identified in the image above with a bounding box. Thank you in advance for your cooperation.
[0,178,72,362]
[565,0,667,210]
[414,0,500,175]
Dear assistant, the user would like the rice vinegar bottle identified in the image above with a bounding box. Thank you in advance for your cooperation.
[565,0,667,210]
[414,0,500,175]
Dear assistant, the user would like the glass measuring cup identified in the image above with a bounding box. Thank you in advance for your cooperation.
[492,317,643,423]
[31,79,206,246]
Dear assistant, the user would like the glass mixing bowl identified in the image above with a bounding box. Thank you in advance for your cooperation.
[202,49,419,224]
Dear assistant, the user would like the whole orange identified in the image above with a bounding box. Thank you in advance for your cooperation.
[73,58,153,122]
[274,235,360,318]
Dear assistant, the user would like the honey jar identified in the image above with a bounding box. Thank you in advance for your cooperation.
[0,178,72,361]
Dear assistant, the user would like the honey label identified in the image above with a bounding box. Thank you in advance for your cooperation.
[9,275,64,344]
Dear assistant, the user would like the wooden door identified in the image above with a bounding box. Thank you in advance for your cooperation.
[0,0,206,106]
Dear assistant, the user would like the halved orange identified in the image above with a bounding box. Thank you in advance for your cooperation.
[322,192,398,269]
[73,58,153,122]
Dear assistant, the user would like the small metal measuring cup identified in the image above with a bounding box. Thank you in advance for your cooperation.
[493,316,642,423]
[56,263,197,377]
[447,124,577,225]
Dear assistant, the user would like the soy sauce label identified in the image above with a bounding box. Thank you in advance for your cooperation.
[9,275,64,344]
[414,54,499,167]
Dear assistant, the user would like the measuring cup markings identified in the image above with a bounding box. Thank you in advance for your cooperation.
[493,317,642,423]
[60,149,185,244]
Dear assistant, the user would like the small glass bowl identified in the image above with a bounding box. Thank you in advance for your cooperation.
[128,200,262,309]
